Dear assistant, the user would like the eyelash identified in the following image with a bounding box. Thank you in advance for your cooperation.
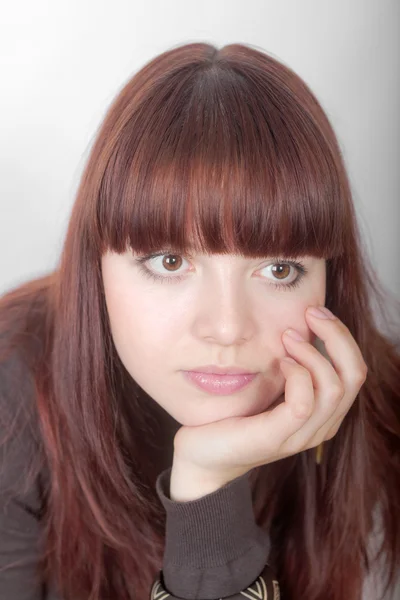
[134,252,309,291]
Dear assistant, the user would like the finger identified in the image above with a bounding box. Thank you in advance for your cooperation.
[282,329,341,397]
[232,357,316,466]
[304,307,368,440]
[324,402,354,440]
[282,328,345,442]
[304,307,368,393]
[282,307,367,449]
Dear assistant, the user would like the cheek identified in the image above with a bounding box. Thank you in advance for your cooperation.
[103,286,177,373]
[258,292,325,346]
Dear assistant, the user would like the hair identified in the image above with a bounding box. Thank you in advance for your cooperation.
[1,42,399,600]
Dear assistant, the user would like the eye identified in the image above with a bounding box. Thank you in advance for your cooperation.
[134,253,189,283]
[260,262,299,286]
[134,252,308,290]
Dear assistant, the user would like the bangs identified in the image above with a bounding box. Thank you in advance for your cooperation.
[95,57,349,261]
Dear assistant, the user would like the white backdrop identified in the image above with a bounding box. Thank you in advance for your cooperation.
[1,0,399,308]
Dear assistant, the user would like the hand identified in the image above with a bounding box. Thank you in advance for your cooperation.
[172,306,368,488]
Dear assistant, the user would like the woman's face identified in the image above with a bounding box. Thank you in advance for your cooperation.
[101,249,326,426]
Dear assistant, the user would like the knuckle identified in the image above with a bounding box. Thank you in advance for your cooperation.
[328,382,345,403]
[327,424,340,439]
[336,406,351,423]
[319,427,336,443]
[354,364,368,386]
[326,415,345,439]
[336,319,350,335]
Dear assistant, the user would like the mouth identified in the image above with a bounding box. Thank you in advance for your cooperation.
[182,371,258,395]
[187,365,258,375]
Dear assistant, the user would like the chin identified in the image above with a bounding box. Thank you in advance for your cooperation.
[167,375,285,426]
[175,395,282,427]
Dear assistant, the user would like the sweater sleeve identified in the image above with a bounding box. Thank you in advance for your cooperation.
[153,466,280,600]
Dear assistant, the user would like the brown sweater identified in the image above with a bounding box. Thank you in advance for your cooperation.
[0,348,277,600]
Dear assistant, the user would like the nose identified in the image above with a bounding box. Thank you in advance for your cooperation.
[192,274,256,345]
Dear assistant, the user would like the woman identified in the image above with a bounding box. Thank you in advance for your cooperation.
[0,42,399,600]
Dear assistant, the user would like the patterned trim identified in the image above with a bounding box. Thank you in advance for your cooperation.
[150,565,280,599]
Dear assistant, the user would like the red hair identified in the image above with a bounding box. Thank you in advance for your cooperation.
[1,42,399,599]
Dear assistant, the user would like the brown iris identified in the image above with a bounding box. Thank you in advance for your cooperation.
[271,263,291,280]
[162,255,183,271]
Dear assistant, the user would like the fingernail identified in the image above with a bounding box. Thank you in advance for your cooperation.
[284,328,306,342]
[307,306,336,320]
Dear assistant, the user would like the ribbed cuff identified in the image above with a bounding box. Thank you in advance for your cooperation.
[155,466,271,599]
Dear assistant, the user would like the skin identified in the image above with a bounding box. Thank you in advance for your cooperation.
[101,249,327,427]
[101,248,368,500]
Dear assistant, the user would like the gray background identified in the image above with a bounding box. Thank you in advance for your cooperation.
[1,0,399,311]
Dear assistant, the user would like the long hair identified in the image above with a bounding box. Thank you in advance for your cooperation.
[0,42,399,600]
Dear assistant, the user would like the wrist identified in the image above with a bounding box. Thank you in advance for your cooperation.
[170,457,227,501]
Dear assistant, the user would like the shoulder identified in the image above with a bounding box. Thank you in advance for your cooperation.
[0,343,51,598]
[0,342,46,512]
[0,340,41,442]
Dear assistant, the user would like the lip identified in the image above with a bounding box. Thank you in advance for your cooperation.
[182,371,258,395]
[188,365,256,375]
